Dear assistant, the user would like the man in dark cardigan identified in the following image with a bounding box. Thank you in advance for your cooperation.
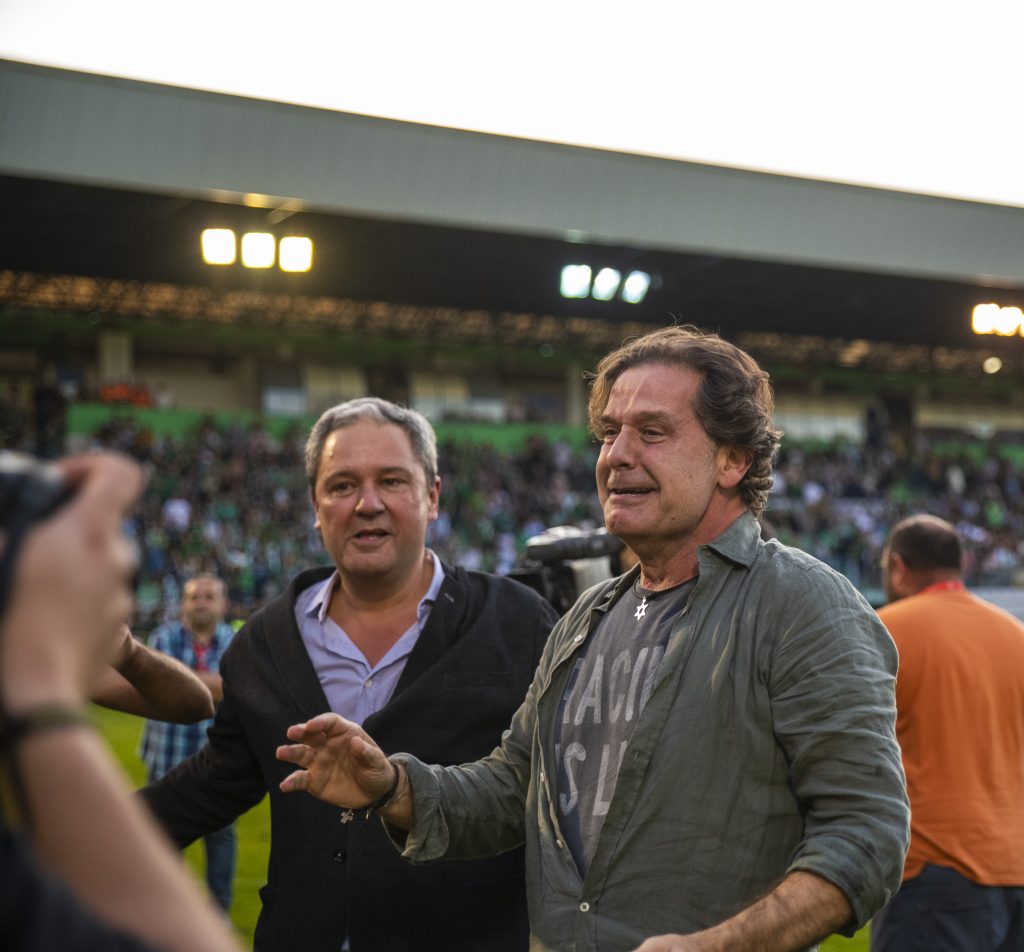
[141,398,559,952]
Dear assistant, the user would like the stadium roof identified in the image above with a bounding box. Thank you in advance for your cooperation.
[2,59,1024,370]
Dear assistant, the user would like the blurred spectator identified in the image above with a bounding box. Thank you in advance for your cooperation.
[32,371,67,459]
[98,382,152,408]
[0,381,32,452]
[138,575,236,913]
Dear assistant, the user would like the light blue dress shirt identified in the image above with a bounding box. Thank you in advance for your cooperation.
[293,551,445,723]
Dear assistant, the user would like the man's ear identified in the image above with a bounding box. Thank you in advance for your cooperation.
[717,446,752,490]
[310,488,320,530]
[888,552,909,592]
[427,476,441,521]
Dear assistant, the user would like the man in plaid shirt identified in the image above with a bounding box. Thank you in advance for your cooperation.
[140,574,237,912]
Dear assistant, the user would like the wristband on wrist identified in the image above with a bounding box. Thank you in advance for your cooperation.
[338,759,402,824]
[365,759,402,818]
[0,703,92,832]
[1,703,92,751]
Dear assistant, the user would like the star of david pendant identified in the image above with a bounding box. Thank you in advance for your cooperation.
[634,596,648,621]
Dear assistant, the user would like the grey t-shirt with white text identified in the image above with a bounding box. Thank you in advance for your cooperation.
[554,577,696,874]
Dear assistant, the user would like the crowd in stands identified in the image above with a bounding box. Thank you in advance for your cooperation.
[766,438,1024,591]
[7,398,1024,632]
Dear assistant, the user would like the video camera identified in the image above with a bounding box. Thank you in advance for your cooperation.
[509,526,625,614]
[0,453,70,531]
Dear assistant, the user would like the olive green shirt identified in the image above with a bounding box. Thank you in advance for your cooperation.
[395,513,909,951]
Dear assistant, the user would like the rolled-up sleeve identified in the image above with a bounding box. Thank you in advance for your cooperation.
[391,609,571,863]
[768,565,909,931]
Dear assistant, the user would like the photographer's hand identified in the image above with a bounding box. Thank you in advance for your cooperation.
[1,453,142,713]
[0,452,241,952]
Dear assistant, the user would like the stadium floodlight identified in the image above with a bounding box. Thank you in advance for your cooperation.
[983,356,1004,374]
[560,264,592,299]
[279,236,314,272]
[592,268,621,301]
[621,271,651,304]
[201,228,237,266]
[241,232,276,269]
[972,302,1023,336]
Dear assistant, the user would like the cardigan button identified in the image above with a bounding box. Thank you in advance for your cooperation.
[579,901,590,913]
[332,850,347,863]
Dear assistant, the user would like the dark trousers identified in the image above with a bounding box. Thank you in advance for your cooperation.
[872,864,1024,952]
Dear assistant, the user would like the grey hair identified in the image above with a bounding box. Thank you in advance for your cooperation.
[304,397,438,490]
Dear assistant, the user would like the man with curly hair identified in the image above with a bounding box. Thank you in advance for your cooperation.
[278,326,910,952]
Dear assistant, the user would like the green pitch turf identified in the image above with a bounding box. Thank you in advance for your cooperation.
[93,705,869,951]
[91,704,270,948]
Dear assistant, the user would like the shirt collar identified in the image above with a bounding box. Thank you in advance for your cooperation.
[184,622,230,644]
[304,550,446,625]
[596,512,760,613]
[919,579,966,596]
[419,550,445,622]
[699,510,761,568]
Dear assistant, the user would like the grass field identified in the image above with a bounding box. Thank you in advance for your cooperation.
[93,705,869,951]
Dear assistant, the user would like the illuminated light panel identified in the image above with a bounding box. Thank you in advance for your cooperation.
[973,302,1023,336]
[241,232,275,268]
[621,270,651,304]
[279,236,314,272]
[560,264,592,299]
[983,356,1004,374]
[591,268,621,301]
[243,193,275,208]
[201,228,236,265]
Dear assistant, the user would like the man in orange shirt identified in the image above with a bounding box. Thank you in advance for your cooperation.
[874,514,1024,951]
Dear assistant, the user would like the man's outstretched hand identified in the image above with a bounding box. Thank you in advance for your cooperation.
[276,713,397,811]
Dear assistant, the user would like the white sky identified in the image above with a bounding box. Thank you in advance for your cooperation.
[3,0,1023,207]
